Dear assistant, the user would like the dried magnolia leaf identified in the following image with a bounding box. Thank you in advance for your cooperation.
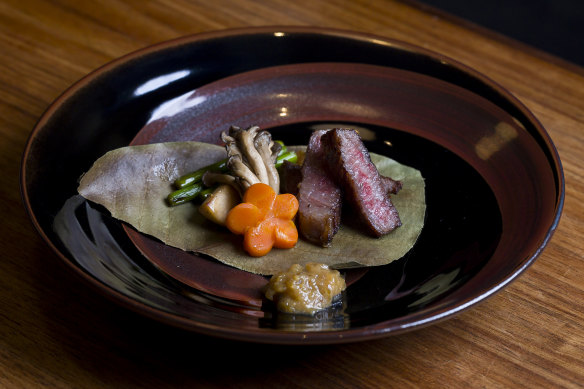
[78,141,425,275]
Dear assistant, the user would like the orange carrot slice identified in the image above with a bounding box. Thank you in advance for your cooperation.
[272,218,298,249]
[272,193,299,220]
[243,219,275,257]
[226,183,299,256]
[225,203,262,235]
[243,183,276,218]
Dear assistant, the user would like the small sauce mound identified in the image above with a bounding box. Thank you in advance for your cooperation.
[264,263,346,314]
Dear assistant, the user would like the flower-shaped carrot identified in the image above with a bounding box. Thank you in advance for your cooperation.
[225,183,299,257]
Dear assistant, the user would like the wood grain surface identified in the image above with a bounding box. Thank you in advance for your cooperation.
[2,0,583,387]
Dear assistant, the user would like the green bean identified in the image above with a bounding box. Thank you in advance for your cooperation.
[275,150,297,166]
[197,187,215,202]
[167,182,204,206]
[275,140,287,154]
[174,159,228,189]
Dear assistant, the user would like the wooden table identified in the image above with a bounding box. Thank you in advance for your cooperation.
[2,1,583,387]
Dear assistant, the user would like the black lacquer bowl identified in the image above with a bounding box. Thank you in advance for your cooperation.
[21,27,564,344]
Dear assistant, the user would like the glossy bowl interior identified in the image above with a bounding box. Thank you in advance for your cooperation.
[21,27,563,344]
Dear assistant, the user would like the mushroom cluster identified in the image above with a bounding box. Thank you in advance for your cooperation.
[203,125,282,195]
[198,125,283,225]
